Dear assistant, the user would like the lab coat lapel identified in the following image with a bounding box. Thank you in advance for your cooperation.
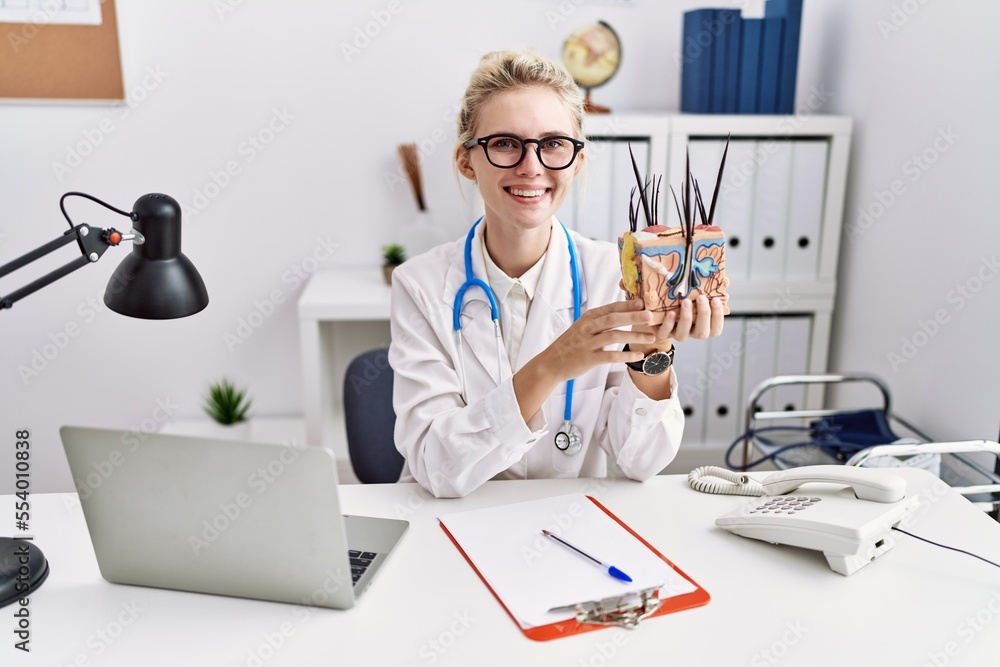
[441,220,506,386]
[514,222,585,372]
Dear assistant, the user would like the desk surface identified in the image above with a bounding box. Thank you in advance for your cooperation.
[6,469,1000,666]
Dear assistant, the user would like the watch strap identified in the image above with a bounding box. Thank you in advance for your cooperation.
[623,344,645,372]
[623,344,675,373]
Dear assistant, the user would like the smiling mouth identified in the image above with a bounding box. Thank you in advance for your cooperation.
[505,187,550,199]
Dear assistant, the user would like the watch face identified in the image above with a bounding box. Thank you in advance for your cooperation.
[642,351,672,376]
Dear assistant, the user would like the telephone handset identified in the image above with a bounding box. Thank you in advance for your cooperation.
[759,465,906,503]
[689,465,919,576]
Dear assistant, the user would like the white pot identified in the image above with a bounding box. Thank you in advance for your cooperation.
[165,419,252,441]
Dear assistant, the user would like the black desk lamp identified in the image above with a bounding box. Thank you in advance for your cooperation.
[0,191,208,607]
[1,191,208,317]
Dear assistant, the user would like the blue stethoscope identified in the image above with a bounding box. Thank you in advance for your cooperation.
[453,216,584,455]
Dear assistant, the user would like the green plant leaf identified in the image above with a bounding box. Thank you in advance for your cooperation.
[203,378,253,425]
[382,243,406,265]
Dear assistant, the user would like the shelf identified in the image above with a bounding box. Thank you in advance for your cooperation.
[298,268,391,321]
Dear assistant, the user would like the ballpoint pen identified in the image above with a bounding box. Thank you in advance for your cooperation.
[541,529,633,583]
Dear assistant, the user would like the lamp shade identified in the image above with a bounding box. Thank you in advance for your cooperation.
[104,194,209,319]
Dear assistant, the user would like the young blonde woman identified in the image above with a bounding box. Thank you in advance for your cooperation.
[389,50,726,497]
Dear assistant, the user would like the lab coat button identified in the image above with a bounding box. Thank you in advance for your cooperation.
[635,407,647,416]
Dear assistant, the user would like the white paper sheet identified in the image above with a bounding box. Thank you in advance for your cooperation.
[0,0,103,26]
[439,493,696,628]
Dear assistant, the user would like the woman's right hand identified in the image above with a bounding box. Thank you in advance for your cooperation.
[512,299,654,423]
[512,299,653,423]
[536,299,655,385]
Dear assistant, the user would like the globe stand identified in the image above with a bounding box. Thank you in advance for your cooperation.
[582,88,611,115]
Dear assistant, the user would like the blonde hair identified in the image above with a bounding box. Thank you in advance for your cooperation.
[456,50,585,150]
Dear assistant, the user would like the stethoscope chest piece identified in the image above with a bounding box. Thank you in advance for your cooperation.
[554,421,583,456]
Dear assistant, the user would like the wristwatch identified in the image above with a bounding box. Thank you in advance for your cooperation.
[623,344,674,376]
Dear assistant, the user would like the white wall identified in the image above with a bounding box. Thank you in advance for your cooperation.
[1,0,997,494]
[798,1,1000,441]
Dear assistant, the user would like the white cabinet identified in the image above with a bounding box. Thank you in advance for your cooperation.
[560,113,852,451]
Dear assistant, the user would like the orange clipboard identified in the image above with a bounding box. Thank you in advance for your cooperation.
[439,495,710,641]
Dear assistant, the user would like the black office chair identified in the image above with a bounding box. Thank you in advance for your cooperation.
[343,347,404,484]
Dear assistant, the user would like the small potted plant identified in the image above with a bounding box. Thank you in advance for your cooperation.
[202,378,253,439]
[382,243,406,285]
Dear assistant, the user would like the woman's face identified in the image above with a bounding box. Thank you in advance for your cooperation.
[458,86,583,236]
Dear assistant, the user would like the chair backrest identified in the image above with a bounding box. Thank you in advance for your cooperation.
[343,348,404,484]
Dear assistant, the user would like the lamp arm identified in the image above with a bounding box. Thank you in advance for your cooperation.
[0,224,123,311]
[0,225,79,279]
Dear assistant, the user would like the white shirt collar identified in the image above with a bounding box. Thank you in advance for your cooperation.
[480,231,546,303]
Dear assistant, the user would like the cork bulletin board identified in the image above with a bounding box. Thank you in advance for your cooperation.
[0,0,124,101]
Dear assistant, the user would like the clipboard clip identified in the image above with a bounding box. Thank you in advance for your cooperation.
[554,587,664,630]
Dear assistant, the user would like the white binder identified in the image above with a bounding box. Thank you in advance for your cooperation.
[611,140,650,240]
[686,139,754,281]
[773,316,813,412]
[685,139,725,224]
[740,313,780,414]
[785,140,828,279]
[567,137,615,240]
[703,316,745,448]
[676,334,710,447]
[749,140,792,280]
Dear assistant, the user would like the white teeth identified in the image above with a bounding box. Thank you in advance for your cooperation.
[508,188,546,198]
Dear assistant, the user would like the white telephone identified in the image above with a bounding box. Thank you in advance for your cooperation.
[689,465,919,575]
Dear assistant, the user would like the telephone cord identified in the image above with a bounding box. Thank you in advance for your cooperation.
[688,466,765,496]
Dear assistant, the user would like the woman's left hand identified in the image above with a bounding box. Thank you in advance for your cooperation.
[635,294,728,344]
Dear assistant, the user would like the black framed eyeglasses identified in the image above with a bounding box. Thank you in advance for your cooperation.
[463,134,585,170]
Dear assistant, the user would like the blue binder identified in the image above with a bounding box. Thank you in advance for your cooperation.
[711,9,740,113]
[757,16,784,114]
[719,9,742,113]
[681,9,717,113]
[765,0,803,113]
[737,18,762,113]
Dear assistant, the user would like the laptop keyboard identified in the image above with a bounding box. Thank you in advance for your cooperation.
[348,550,378,585]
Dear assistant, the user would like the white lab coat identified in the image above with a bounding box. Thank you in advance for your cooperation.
[388,219,683,498]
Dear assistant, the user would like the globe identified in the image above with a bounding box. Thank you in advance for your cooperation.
[561,21,622,114]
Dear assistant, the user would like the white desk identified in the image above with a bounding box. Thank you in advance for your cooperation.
[298,268,391,460]
[6,469,1000,666]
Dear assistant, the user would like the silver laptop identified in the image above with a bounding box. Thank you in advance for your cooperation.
[60,425,408,609]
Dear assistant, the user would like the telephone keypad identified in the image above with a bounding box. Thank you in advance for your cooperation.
[750,496,823,514]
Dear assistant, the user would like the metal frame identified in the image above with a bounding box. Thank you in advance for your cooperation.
[847,440,1000,513]
[742,373,1000,514]
[741,373,903,469]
